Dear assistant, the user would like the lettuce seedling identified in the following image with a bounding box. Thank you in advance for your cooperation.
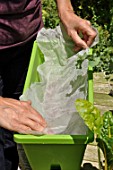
[75,99,113,170]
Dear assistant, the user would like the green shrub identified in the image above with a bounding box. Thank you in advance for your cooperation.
[42,0,59,28]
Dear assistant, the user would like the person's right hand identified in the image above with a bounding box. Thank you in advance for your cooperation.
[0,97,47,134]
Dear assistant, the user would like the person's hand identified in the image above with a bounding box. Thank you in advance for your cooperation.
[0,97,47,134]
[59,10,97,51]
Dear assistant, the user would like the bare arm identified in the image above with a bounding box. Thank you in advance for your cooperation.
[56,0,97,50]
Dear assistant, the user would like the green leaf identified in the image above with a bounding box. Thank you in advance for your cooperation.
[75,99,102,134]
[89,57,100,67]
[75,99,113,168]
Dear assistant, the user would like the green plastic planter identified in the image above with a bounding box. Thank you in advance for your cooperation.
[14,41,94,170]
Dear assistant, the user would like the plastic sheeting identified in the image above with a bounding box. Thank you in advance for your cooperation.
[20,24,98,135]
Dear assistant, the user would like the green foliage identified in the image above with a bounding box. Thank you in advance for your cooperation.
[42,0,113,74]
[42,0,59,28]
[75,99,103,134]
[75,99,113,170]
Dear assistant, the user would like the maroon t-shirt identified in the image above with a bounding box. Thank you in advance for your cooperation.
[0,0,43,49]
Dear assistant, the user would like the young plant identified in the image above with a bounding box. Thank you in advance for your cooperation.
[75,99,113,170]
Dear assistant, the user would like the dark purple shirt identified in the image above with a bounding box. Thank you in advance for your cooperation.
[0,0,43,49]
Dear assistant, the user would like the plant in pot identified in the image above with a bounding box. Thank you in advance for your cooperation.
[75,99,113,170]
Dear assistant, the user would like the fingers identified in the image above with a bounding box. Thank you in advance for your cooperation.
[4,98,46,127]
[85,28,97,47]
[86,20,91,26]
[12,124,44,134]
[25,128,54,135]
[20,101,47,127]
[15,106,47,133]
[68,26,97,51]
[83,20,97,45]
[64,16,97,51]
[70,30,88,50]
[74,27,96,51]
[0,97,47,134]
[7,99,47,127]
[14,124,32,134]
[16,118,45,133]
[58,9,97,51]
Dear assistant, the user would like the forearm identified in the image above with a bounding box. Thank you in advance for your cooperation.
[56,0,73,11]
[56,0,74,19]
